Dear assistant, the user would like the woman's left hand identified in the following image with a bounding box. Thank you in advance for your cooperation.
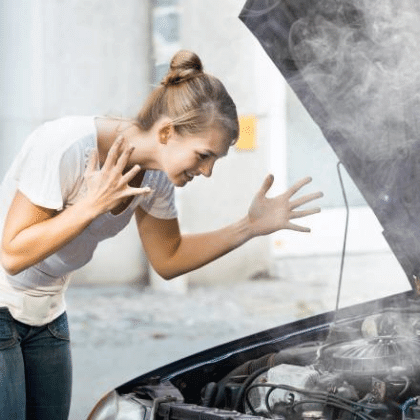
[247,174,323,237]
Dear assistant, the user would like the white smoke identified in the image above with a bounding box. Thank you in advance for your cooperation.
[288,0,420,160]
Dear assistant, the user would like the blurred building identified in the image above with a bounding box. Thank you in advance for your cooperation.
[0,0,396,290]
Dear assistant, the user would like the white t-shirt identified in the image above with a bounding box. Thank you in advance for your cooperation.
[0,116,177,326]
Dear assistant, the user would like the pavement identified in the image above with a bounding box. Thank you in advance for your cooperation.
[66,251,410,419]
[67,280,302,420]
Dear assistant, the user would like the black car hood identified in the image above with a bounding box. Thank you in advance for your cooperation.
[240,0,420,291]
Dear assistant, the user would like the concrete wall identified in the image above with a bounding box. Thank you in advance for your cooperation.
[1,0,152,285]
[0,1,37,178]
[176,0,273,285]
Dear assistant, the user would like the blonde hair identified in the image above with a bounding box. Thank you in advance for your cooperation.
[136,50,239,145]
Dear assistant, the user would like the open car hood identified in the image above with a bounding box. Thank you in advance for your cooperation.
[240,0,420,291]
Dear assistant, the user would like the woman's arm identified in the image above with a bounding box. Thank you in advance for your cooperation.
[136,175,323,280]
[1,191,100,275]
[1,136,150,275]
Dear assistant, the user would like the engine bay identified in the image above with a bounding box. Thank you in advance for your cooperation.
[193,298,420,419]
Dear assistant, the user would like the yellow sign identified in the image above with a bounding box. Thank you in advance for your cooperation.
[236,115,257,151]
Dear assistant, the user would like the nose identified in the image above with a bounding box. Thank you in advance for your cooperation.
[200,161,214,178]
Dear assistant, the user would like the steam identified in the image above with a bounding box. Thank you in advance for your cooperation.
[288,0,420,161]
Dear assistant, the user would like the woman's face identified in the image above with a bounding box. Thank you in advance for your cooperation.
[161,127,230,187]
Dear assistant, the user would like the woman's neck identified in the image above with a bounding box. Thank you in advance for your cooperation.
[95,117,162,170]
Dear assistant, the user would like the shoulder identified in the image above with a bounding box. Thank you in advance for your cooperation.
[22,116,98,197]
[2,116,98,210]
[25,116,97,156]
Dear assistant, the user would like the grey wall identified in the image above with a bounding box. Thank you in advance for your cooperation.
[1,1,152,170]
[0,1,35,178]
[1,0,152,285]
[176,0,271,285]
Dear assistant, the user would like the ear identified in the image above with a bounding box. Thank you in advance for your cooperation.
[159,125,170,144]
[158,118,174,145]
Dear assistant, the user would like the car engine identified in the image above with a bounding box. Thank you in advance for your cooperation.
[197,302,420,420]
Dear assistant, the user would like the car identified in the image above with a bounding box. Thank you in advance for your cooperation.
[86,1,420,419]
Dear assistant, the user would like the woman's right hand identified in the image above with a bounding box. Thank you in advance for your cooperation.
[83,135,152,216]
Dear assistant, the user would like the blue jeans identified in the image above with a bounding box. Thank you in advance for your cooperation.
[0,307,72,420]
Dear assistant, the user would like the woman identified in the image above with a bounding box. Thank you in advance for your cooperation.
[0,50,322,419]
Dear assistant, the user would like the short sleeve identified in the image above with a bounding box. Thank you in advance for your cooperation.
[12,123,63,209]
[13,121,86,211]
[137,171,178,219]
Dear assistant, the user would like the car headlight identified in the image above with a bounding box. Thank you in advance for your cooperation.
[87,390,150,420]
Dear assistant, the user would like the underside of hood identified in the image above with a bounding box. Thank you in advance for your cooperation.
[240,0,420,290]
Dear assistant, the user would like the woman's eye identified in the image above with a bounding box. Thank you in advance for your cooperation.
[198,154,208,161]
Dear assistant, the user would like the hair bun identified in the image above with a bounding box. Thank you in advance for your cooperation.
[161,50,204,86]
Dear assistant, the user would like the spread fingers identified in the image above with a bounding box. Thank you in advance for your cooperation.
[285,222,311,232]
[289,207,321,219]
[286,176,313,197]
[102,135,125,171]
[120,164,142,184]
[290,191,323,209]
